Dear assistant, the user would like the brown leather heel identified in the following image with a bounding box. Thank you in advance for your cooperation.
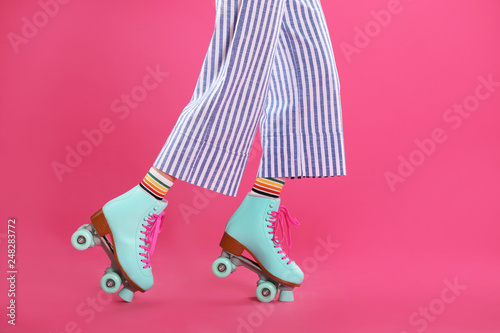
[90,209,111,237]
[219,232,245,256]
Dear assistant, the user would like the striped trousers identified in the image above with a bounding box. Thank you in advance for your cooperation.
[154,0,346,197]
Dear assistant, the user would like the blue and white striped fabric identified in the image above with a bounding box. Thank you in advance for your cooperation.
[154,0,346,196]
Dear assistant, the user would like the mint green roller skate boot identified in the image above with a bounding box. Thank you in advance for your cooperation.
[212,194,303,302]
[71,185,167,302]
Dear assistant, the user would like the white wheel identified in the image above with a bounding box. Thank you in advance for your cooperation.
[100,271,122,294]
[71,228,94,250]
[212,257,234,278]
[256,281,277,303]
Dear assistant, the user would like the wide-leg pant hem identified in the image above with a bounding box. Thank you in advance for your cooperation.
[154,130,346,197]
[257,131,347,179]
[153,132,249,197]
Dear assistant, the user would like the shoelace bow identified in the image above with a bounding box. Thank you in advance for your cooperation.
[268,206,300,264]
[139,211,165,269]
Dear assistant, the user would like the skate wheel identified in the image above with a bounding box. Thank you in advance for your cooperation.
[212,257,233,278]
[118,287,134,302]
[100,271,122,294]
[71,228,94,251]
[256,281,277,303]
[78,224,89,230]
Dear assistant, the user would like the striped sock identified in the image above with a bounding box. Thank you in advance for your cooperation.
[139,168,174,200]
[250,177,285,199]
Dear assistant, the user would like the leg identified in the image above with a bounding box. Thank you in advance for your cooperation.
[74,0,290,302]
[152,167,176,183]
[154,0,288,197]
[259,0,346,178]
[214,0,346,302]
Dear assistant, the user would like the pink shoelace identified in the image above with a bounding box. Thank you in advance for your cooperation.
[139,211,165,269]
[268,206,300,265]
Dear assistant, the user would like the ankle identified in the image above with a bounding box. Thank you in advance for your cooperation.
[250,177,286,199]
[153,167,176,183]
[140,167,175,200]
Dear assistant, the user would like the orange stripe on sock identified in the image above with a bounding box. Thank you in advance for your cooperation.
[256,178,284,189]
[144,178,167,194]
[143,178,167,196]
[144,175,168,194]
[255,180,283,192]
[141,181,163,197]
[142,179,166,196]
[253,184,280,195]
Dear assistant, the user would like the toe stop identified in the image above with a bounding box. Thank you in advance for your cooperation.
[118,287,134,302]
[278,290,294,302]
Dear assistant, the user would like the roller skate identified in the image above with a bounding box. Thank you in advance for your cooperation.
[212,194,303,302]
[71,185,167,302]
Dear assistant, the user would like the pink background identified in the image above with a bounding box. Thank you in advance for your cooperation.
[1,0,500,332]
